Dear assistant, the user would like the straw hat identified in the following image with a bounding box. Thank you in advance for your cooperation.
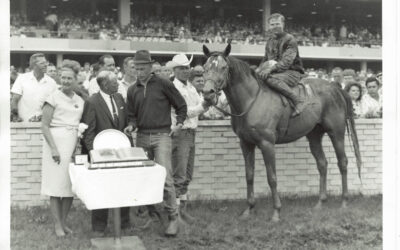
[169,53,193,69]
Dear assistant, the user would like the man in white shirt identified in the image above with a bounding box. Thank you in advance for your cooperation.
[170,53,211,222]
[88,54,116,96]
[118,57,137,101]
[83,62,100,90]
[189,71,230,120]
[11,53,57,122]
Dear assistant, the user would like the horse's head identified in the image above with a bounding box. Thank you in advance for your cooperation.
[202,44,231,104]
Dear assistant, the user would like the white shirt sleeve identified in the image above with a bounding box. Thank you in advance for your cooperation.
[88,78,100,96]
[215,92,228,109]
[186,90,205,118]
[36,79,58,116]
[170,107,177,130]
[11,74,24,95]
[83,79,90,90]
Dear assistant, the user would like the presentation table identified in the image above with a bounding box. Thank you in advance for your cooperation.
[69,163,166,249]
[69,163,166,210]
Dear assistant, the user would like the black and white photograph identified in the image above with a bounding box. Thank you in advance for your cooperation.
[1,0,399,249]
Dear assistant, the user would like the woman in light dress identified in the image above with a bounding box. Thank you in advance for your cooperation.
[41,60,84,237]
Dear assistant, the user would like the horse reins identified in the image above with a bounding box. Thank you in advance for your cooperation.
[211,80,262,118]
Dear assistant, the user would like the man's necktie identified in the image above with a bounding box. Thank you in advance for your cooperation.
[110,95,119,127]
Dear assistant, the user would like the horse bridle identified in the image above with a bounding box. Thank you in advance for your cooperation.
[205,65,262,118]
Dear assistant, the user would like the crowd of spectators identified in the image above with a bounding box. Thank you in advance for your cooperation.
[303,67,382,118]
[10,54,382,121]
[286,23,381,48]
[10,11,381,48]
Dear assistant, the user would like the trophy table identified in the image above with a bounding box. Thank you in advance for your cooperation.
[70,129,166,249]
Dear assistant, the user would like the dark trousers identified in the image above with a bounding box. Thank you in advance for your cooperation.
[92,207,130,232]
[267,70,303,88]
[172,129,196,197]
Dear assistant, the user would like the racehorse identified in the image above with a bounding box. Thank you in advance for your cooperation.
[202,44,362,222]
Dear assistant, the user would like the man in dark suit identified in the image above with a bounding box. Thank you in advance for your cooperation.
[81,70,131,235]
[330,67,345,89]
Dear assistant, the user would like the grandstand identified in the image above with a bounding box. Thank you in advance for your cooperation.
[10,0,382,73]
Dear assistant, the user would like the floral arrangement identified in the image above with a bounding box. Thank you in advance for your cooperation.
[78,123,88,138]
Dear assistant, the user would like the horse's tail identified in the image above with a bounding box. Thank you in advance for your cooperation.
[341,89,362,181]
[347,114,362,180]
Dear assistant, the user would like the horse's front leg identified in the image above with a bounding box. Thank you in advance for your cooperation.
[259,140,281,222]
[239,139,256,219]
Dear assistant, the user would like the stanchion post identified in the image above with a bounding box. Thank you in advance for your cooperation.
[113,207,122,246]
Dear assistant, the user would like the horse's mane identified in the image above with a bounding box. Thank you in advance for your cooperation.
[225,56,260,83]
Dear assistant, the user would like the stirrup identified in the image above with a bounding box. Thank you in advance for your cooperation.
[291,108,301,117]
[291,101,306,117]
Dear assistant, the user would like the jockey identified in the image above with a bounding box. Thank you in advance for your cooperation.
[256,13,306,117]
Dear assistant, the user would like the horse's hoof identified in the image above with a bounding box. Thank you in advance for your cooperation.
[114,238,122,247]
[239,208,252,219]
[271,211,280,223]
[313,201,323,210]
[63,226,73,234]
[55,224,66,237]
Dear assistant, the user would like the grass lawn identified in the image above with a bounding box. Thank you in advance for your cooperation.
[11,195,381,250]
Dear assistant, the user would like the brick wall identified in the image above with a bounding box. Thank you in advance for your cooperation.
[10,119,382,207]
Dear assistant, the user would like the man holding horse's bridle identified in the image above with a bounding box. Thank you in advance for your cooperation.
[256,13,306,117]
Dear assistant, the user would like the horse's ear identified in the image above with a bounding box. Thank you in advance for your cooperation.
[203,45,211,57]
[223,43,231,57]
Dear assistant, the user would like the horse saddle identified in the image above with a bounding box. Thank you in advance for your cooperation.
[277,79,317,137]
[279,79,314,108]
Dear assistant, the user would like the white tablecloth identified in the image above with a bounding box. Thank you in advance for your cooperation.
[69,163,166,210]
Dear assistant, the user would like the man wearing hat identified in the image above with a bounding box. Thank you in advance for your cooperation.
[124,50,187,236]
[169,53,211,223]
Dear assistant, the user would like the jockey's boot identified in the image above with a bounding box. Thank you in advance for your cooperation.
[267,79,306,117]
[164,214,179,237]
[291,98,307,117]
[179,200,196,224]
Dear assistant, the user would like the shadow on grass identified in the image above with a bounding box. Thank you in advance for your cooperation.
[11,195,381,250]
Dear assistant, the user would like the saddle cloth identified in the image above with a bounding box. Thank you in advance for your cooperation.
[276,79,316,137]
[279,79,314,108]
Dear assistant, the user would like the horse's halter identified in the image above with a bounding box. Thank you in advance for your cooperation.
[204,55,261,118]
[204,55,229,94]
